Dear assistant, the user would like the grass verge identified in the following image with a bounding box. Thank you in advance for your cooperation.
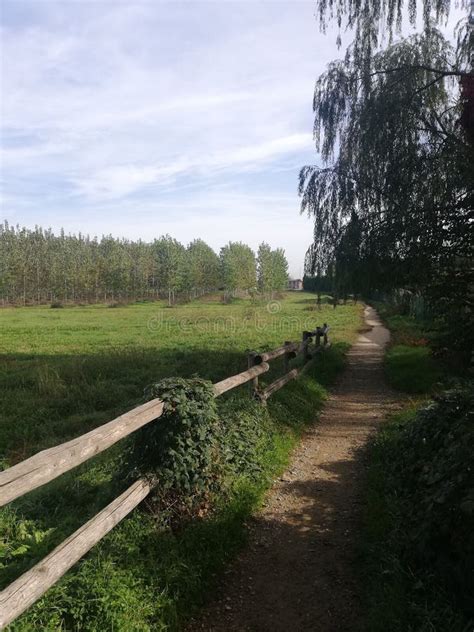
[384,345,442,394]
[360,301,473,630]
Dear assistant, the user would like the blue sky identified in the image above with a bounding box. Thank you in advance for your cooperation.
[0,1,464,277]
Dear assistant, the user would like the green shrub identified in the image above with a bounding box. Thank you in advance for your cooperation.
[392,385,474,616]
[361,384,474,630]
[217,396,272,478]
[125,378,220,523]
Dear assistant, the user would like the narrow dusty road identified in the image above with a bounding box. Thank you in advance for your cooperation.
[187,306,397,632]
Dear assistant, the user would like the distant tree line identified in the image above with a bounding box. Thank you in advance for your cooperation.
[0,223,289,305]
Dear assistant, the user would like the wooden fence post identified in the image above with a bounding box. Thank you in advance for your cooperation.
[302,331,312,363]
[315,327,321,348]
[323,323,329,345]
[284,341,292,373]
[247,351,259,397]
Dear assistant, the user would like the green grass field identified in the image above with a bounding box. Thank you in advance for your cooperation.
[0,293,361,463]
[0,293,363,630]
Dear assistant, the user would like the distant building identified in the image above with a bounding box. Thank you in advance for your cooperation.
[288,278,303,290]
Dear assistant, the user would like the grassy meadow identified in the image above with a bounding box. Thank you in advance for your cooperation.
[0,293,361,461]
[0,292,363,630]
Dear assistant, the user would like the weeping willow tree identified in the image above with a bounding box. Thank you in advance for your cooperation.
[300,0,473,356]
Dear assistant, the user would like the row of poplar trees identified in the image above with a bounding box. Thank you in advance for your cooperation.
[0,222,289,305]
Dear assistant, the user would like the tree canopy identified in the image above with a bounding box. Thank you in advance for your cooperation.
[220,242,257,296]
[314,0,470,66]
[186,239,221,295]
[257,242,289,296]
[300,1,473,354]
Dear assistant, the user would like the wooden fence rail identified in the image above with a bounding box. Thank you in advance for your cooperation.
[252,342,299,364]
[213,362,270,396]
[261,368,300,401]
[0,399,164,508]
[0,326,330,629]
[0,479,152,629]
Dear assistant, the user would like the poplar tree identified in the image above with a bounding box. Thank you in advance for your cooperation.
[186,239,221,296]
[257,242,274,295]
[152,236,187,306]
[271,248,289,294]
[220,242,257,296]
[257,243,289,296]
[0,224,291,308]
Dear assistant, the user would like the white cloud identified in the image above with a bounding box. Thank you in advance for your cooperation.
[0,0,339,273]
[69,133,313,200]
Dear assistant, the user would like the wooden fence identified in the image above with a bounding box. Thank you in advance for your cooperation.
[0,324,330,629]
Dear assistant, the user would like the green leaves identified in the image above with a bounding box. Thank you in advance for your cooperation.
[257,242,289,296]
[0,512,55,571]
[388,385,474,615]
[151,236,188,304]
[185,239,221,293]
[125,378,279,526]
[219,242,257,295]
[313,0,456,66]
[126,377,220,520]
[301,9,473,349]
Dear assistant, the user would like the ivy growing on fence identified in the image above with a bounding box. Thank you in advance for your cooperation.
[125,377,219,522]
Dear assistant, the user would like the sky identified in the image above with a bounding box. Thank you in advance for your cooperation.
[0,1,466,277]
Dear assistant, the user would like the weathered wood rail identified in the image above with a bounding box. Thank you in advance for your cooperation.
[0,399,165,507]
[0,325,330,629]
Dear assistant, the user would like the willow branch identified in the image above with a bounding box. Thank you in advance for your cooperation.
[369,64,473,79]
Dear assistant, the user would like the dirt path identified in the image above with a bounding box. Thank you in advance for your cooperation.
[187,306,397,632]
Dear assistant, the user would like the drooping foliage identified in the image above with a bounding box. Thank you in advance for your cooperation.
[301,29,473,281]
[302,273,334,293]
[301,1,473,355]
[333,211,364,300]
[314,0,468,66]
